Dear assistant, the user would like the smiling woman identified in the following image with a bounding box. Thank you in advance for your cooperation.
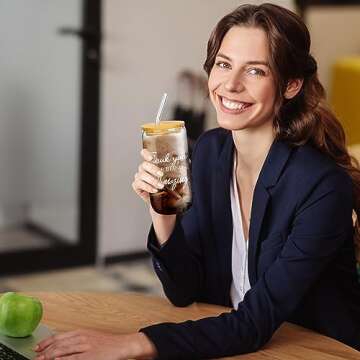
[35,3,360,360]
[208,26,277,132]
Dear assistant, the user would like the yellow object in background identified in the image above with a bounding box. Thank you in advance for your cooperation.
[330,57,360,146]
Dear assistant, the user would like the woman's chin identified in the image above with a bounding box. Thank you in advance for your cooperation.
[216,118,249,131]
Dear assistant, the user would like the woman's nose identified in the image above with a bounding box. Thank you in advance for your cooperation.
[224,72,245,92]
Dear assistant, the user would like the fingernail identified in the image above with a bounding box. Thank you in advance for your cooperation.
[157,171,163,177]
[158,182,164,189]
[34,345,39,351]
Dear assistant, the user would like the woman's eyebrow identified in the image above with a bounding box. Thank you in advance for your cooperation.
[216,53,270,67]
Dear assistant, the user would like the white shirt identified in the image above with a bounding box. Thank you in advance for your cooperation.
[230,155,251,309]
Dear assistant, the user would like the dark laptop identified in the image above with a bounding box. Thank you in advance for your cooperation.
[0,324,53,359]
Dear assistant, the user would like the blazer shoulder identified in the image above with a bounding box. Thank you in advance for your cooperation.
[193,127,230,158]
[290,142,353,192]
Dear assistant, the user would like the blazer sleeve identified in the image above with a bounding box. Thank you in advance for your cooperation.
[147,140,205,307]
[147,205,204,307]
[140,169,354,359]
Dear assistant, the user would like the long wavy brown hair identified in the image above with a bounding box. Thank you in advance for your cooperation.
[203,3,360,260]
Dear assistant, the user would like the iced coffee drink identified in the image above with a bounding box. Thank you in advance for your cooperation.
[142,121,192,215]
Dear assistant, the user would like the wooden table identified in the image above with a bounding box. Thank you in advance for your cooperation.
[27,292,359,359]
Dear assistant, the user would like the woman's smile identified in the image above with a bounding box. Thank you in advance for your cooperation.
[218,95,254,114]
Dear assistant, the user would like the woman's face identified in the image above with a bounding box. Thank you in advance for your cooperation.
[208,26,277,131]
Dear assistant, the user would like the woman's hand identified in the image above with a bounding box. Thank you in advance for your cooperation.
[132,149,164,204]
[34,329,157,360]
[132,148,176,245]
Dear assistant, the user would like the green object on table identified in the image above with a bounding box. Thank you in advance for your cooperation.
[0,292,43,337]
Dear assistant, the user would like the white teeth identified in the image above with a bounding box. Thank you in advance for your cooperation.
[221,97,250,110]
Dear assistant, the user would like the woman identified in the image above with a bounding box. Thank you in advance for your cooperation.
[35,3,360,359]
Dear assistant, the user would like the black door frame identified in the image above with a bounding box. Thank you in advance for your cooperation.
[0,0,101,275]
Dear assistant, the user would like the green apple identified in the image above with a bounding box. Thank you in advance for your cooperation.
[0,292,43,337]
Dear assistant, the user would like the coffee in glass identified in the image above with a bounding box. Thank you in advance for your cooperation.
[142,121,191,214]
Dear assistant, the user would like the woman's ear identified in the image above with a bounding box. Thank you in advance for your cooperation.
[284,78,304,99]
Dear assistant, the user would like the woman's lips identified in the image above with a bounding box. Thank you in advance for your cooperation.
[218,95,254,114]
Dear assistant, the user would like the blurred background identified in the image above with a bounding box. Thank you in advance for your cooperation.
[0,0,359,294]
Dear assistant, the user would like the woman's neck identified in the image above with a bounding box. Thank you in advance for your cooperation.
[232,123,276,183]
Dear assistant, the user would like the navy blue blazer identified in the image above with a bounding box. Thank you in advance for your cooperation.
[140,128,360,359]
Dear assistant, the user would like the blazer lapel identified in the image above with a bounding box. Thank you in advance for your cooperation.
[248,139,294,285]
[212,132,234,306]
[211,133,293,301]
[248,184,270,285]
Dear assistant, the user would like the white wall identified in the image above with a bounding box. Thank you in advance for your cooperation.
[306,6,360,96]
[0,1,81,240]
[99,1,296,257]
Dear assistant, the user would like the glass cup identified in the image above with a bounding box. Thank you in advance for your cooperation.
[141,120,192,215]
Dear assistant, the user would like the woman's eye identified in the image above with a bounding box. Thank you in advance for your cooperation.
[215,61,231,69]
[247,68,265,76]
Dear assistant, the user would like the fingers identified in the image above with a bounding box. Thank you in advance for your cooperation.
[140,148,153,161]
[138,166,164,189]
[36,344,89,360]
[132,177,158,195]
[35,333,90,360]
[140,150,163,177]
[36,331,80,351]
[140,161,163,178]
[35,344,89,360]
[132,151,164,202]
